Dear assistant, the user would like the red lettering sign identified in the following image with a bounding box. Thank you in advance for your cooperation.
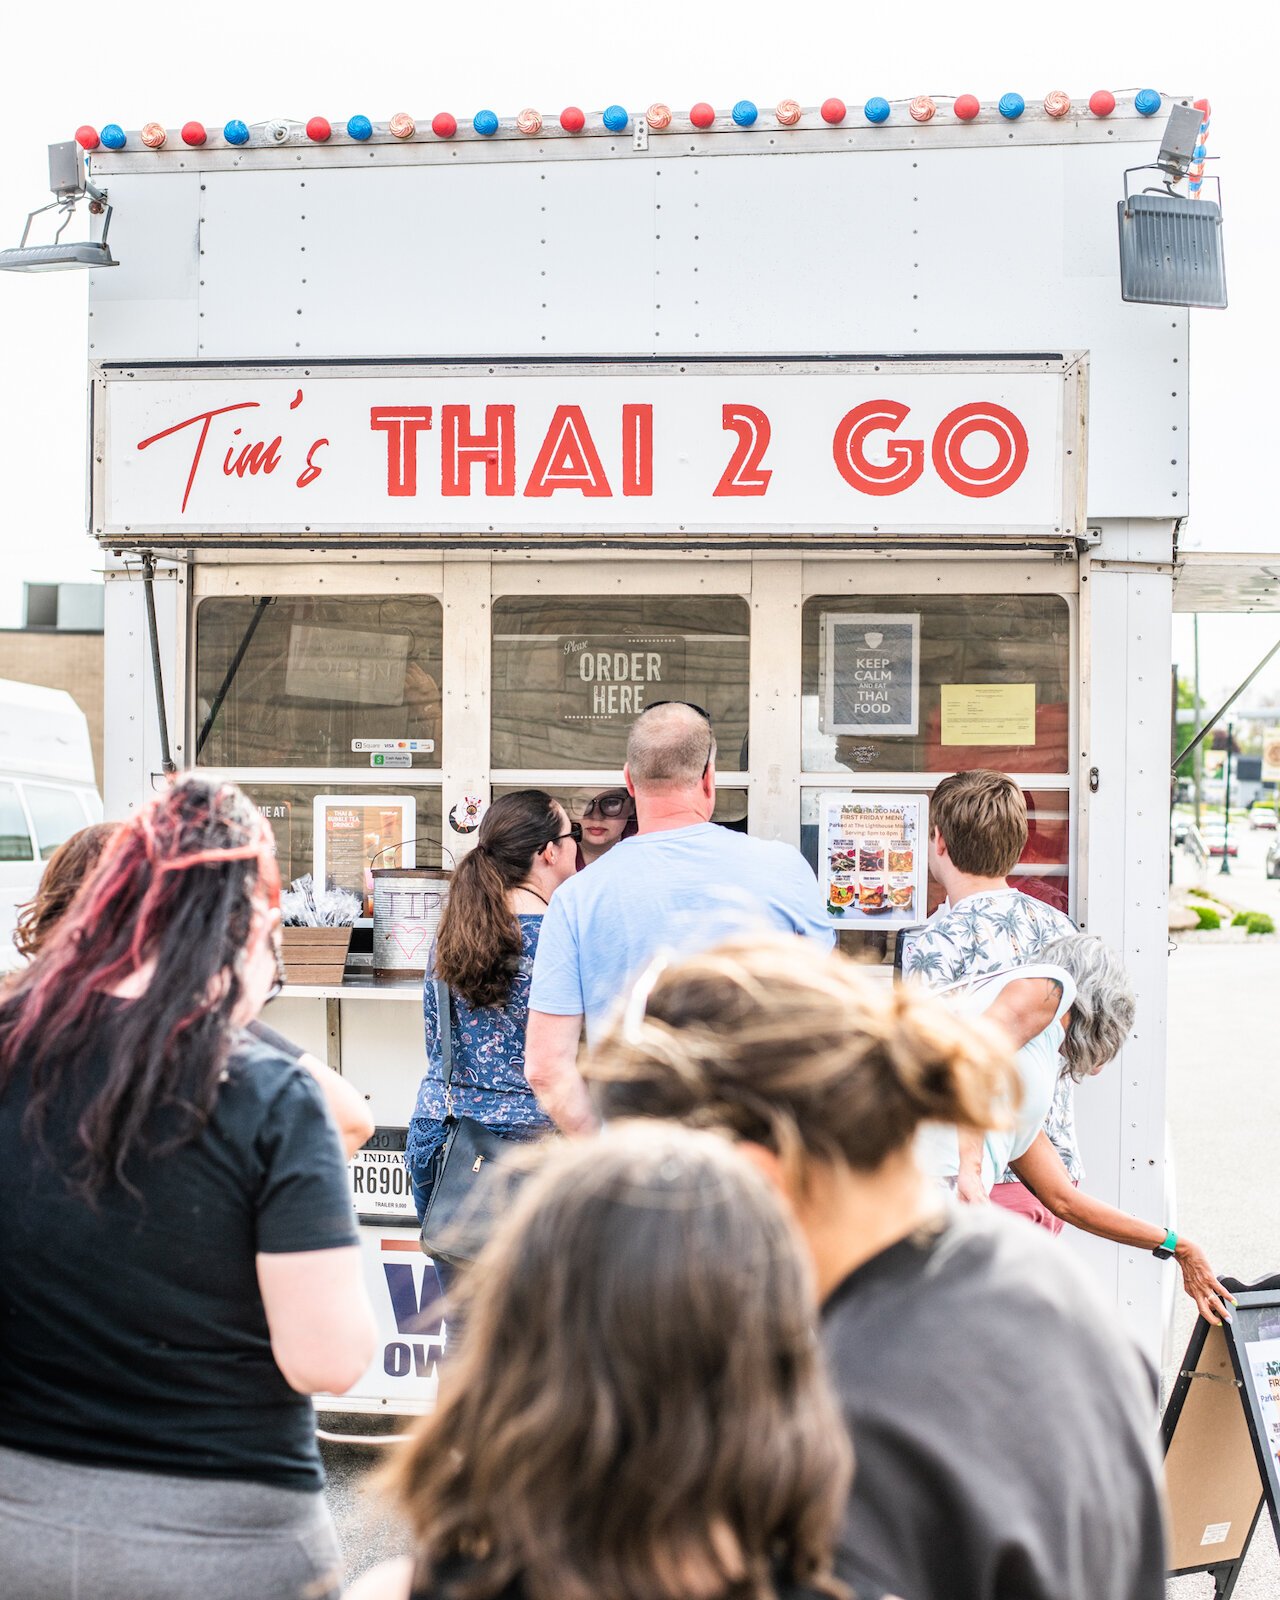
[370,407,433,497]
[832,401,924,496]
[441,404,515,496]
[714,405,772,496]
[524,405,612,497]
[931,402,1029,498]
[621,404,653,497]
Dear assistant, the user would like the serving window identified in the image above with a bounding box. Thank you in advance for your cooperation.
[491,596,749,773]
[243,784,443,897]
[195,596,444,770]
[802,593,1071,776]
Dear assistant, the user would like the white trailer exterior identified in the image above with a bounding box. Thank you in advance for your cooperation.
[83,92,1195,1409]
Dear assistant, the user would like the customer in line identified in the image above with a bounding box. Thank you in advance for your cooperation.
[12,819,374,1158]
[11,820,119,962]
[901,769,1077,1208]
[590,937,1166,1600]
[525,702,832,1132]
[0,776,375,1600]
[348,1121,878,1600]
[985,934,1231,1324]
[406,791,578,1225]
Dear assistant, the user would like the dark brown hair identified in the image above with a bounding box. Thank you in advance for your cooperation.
[590,937,1017,1177]
[13,822,120,961]
[929,769,1028,878]
[433,791,564,1009]
[388,1123,851,1600]
[0,777,278,1200]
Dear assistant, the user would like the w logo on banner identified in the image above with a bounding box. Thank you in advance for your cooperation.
[382,1256,446,1338]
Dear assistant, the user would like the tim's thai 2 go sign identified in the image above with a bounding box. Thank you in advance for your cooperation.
[94,360,1081,541]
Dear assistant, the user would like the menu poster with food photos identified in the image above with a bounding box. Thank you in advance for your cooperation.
[820,793,928,928]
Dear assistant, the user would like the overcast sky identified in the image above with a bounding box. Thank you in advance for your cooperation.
[1,0,1276,701]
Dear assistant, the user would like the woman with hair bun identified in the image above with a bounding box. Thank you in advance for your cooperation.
[590,937,1167,1600]
[405,791,580,1228]
[349,1121,870,1600]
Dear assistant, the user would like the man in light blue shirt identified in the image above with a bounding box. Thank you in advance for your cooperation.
[525,702,832,1131]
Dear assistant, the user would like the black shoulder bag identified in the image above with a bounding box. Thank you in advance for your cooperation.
[419,980,521,1268]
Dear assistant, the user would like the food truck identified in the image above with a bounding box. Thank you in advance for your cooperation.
[64,86,1212,1412]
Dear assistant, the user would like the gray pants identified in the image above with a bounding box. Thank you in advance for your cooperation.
[0,1442,342,1600]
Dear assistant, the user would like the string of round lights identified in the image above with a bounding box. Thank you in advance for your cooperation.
[78,93,1180,152]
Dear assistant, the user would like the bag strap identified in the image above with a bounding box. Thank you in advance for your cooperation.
[433,979,456,1119]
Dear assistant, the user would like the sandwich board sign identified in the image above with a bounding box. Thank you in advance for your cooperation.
[1162,1288,1280,1596]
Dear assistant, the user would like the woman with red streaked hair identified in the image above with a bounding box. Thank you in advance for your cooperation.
[0,775,376,1600]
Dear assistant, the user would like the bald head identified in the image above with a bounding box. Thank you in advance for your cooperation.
[625,703,717,792]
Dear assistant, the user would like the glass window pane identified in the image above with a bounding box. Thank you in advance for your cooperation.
[245,784,443,907]
[0,783,34,863]
[196,596,443,769]
[803,594,1070,774]
[24,785,90,861]
[800,783,1071,963]
[492,597,749,772]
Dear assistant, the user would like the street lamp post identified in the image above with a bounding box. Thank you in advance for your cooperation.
[1219,721,1234,875]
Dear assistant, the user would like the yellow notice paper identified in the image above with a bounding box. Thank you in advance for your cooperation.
[940,683,1036,746]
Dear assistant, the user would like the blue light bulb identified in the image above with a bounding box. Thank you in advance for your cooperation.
[473,109,499,136]
[100,124,126,150]
[1135,89,1162,116]
[732,99,758,127]
[864,97,891,124]
[346,115,373,141]
[602,105,629,132]
[998,93,1025,120]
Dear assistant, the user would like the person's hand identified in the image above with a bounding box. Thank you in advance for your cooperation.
[1175,1238,1236,1325]
[955,1129,988,1205]
[956,1169,989,1206]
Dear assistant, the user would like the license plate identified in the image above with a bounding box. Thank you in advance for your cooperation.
[348,1125,417,1226]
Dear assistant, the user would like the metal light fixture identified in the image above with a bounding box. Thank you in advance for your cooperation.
[1118,104,1226,309]
[0,141,116,273]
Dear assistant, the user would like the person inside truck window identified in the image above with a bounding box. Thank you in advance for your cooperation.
[566,786,636,867]
[348,1122,879,1600]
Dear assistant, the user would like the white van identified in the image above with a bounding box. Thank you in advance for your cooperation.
[0,679,104,966]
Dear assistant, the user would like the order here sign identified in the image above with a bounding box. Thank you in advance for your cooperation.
[93,359,1083,542]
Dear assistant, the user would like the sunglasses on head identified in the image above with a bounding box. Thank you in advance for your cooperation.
[568,791,634,820]
[644,700,711,722]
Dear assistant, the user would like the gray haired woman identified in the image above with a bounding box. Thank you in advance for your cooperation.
[1001,933,1232,1325]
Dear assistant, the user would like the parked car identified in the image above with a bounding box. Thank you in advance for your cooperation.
[1249,806,1277,830]
[0,679,103,967]
[1201,826,1239,859]
[1267,837,1280,879]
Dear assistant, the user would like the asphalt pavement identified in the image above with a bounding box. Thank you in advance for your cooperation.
[322,891,1280,1593]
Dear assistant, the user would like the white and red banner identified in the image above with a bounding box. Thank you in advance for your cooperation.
[94,361,1081,541]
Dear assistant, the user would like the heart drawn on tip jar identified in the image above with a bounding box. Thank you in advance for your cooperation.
[390,927,429,962]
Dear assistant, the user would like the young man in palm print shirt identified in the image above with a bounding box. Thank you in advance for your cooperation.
[901,770,1078,1223]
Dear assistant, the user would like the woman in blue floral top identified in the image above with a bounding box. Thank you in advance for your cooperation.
[406,791,580,1226]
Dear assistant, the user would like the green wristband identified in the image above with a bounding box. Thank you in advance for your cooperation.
[1152,1227,1178,1260]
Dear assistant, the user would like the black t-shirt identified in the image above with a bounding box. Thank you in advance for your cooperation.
[0,1024,358,1491]
[822,1207,1166,1600]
